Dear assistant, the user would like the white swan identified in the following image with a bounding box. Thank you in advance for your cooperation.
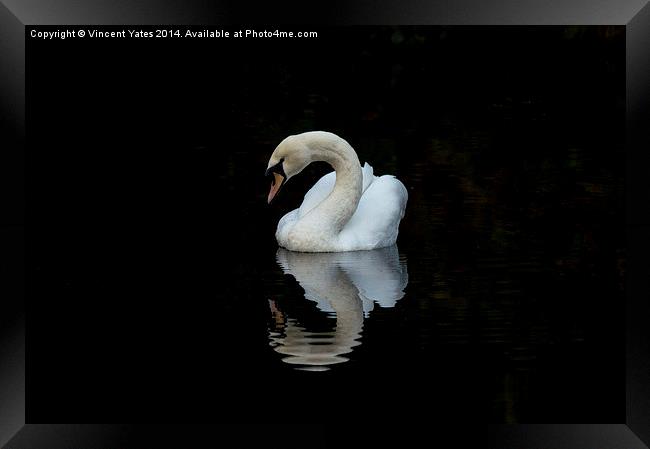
[268,245,408,370]
[265,131,408,252]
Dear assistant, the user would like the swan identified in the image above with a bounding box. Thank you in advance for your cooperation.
[265,131,408,252]
[268,245,408,370]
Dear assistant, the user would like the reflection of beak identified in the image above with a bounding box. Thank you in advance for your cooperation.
[268,299,285,326]
[267,172,285,204]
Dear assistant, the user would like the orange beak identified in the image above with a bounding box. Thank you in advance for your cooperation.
[267,172,285,204]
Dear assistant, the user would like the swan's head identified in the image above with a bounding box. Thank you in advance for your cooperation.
[265,134,311,204]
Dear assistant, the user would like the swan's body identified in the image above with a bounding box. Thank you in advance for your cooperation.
[266,131,408,252]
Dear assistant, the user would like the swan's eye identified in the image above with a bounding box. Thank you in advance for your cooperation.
[265,158,286,178]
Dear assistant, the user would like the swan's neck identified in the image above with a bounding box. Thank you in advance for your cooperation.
[302,132,362,232]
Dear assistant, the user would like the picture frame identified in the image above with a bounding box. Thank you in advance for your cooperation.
[1,0,648,447]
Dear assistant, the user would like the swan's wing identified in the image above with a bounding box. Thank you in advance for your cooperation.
[360,163,375,192]
[338,175,408,250]
[297,172,335,218]
[298,163,375,218]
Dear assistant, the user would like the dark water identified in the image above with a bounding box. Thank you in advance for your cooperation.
[28,26,625,422]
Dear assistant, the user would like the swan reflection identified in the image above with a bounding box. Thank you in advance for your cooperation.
[268,245,408,371]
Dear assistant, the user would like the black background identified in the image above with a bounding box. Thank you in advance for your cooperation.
[27,26,625,423]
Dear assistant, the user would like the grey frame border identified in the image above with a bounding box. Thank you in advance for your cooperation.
[1,1,648,447]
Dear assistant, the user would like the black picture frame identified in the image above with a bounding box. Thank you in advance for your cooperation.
[1,0,648,447]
